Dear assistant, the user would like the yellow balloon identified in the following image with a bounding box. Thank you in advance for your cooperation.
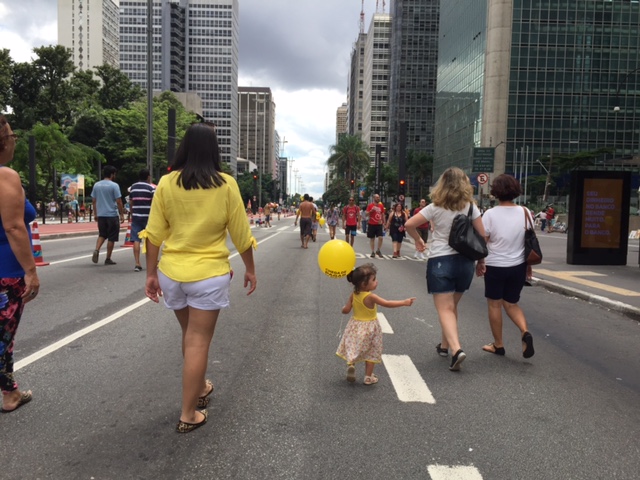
[319,217,326,227]
[318,240,356,279]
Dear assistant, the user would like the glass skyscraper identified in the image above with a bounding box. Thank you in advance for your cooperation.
[435,0,640,187]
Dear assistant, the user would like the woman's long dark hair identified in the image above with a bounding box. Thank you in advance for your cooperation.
[172,123,227,190]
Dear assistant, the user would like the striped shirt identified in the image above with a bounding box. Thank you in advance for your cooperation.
[129,181,155,224]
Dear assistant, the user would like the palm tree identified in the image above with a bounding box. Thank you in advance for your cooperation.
[406,150,433,200]
[327,135,371,188]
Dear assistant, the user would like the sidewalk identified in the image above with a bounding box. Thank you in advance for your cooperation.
[34,221,640,319]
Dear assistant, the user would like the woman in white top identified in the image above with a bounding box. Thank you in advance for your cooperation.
[475,174,534,359]
[405,167,485,371]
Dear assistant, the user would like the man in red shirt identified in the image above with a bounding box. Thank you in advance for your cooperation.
[342,197,361,246]
[413,198,430,260]
[366,193,386,258]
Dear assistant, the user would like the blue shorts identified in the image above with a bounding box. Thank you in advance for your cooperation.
[130,221,148,243]
[483,263,527,304]
[426,254,475,294]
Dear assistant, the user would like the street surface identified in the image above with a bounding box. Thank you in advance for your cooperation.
[2,217,639,479]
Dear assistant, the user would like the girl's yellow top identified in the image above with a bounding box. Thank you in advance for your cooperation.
[140,171,256,282]
[352,291,377,321]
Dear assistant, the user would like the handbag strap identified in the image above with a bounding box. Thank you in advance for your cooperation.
[467,203,474,217]
[523,206,534,230]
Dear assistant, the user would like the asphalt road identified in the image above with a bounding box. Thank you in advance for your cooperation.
[2,220,639,479]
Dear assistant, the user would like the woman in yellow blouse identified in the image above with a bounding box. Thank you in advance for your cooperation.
[142,123,257,433]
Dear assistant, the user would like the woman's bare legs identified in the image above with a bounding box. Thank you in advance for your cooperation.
[433,292,464,352]
[486,299,505,348]
[175,306,219,423]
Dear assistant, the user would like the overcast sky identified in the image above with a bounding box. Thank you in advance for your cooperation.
[0,0,382,199]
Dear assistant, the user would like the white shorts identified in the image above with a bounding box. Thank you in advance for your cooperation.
[158,271,231,311]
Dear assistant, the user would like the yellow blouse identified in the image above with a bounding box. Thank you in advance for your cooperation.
[352,291,377,321]
[140,171,256,282]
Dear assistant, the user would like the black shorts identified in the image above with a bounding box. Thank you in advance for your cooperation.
[345,225,358,235]
[367,224,383,239]
[417,228,429,243]
[483,263,527,304]
[299,217,312,237]
[98,217,120,242]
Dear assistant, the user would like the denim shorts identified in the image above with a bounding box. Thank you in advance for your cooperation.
[426,254,475,294]
[130,221,147,243]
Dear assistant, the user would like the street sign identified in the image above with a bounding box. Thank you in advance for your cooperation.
[398,194,405,202]
[477,173,489,185]
[472,147,495,173]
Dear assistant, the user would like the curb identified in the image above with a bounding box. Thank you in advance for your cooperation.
[40,227,128,241]
[532,277,640,320]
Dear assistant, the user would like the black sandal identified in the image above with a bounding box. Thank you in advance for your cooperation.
[176,410,208,433]
[522,332,535,358]
[482,343,506,356]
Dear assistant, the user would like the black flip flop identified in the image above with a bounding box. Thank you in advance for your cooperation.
[482,343,506,355]
[1,391,32,413]
[522,332,535,358]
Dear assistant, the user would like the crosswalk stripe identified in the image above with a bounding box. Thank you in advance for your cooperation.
[427,465,483,479]
[382,354,436,404]
[377,312,394,334]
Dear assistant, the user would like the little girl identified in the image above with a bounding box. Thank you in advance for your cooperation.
[336,264,415,385]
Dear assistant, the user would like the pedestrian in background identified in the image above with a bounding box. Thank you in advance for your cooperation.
[366,193,386,258]
[142,123,257,433]
[386,202,407,258]
[0,115,40,413]
[294,194,315,248]
[91,165,125,265]
[326,204,339,240]
[336,263,415,385]
[342,197,360,246]
[128,168,155,272]
[413,198,430,260]
[475,174,535,359]
[405,167,485,372]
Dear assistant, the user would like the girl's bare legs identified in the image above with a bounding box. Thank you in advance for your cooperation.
[175,306,220,423]
[365,361,375,377]
[433,292,464,352]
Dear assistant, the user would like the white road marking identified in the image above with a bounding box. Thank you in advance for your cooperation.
[278,226,289,231]
[15,298,150,371]
[428,465,483,479]
[377,312,394,334]
[382,354,436,404]
[49,247,129,265]
[16,237,273,370]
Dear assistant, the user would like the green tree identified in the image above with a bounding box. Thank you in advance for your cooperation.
[0,49,13,112]
[406,150,433,200]
[322,180,350,207]
[327,134,371,189]
[365,162,398,202]
[10,62,42,129]
[68,69,100,115]
[32,45,76,126]
[95,64,143,110]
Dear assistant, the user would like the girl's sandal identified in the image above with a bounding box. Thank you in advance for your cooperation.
[197,380,214,409]
[363,374,378,386]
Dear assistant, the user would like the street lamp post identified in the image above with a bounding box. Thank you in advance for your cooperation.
[537,152,553,203]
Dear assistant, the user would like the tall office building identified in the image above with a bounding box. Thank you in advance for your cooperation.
[336,102,348,142]
[347,32,367,137]
[238,87,277,184]
[362,13,392,165]
[434,0,640,186]
[58,0,120,71]
[388,0,439,164]
[119,0,239,170]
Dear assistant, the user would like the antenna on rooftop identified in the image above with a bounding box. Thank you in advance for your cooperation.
[360,0,365,34]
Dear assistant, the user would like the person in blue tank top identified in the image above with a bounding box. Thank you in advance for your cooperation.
[0,115,40,413]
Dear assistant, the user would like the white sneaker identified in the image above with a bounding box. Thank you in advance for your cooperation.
[413,251,419,259]
[420,252,427,260]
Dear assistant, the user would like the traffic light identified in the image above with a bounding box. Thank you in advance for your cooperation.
[350,179,355,187]
[399,179,406,196]
[253,174,258,182]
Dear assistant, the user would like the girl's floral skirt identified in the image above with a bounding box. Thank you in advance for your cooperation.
[336,317,382,364]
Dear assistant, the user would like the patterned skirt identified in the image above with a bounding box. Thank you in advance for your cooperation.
[336,317,382,364]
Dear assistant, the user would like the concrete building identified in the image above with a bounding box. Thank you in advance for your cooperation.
[388,0,439,164]
[362,13,392,166]
[58,0,120,71]
[347,32,367,137]
[336,102,348,142]
[119,0,239,170]
[238,87,277,189]
[434,0,640,189]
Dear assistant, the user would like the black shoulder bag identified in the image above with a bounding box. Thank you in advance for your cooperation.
[523,207,543,265]
[448,204,488,261]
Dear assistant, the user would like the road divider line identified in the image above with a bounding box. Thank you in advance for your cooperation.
[17,235,275,371]
[427,465,483,479]
[15,298,151,371]
[377,313,394,334]
[49,247,128,265]
[382,354,435,404]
